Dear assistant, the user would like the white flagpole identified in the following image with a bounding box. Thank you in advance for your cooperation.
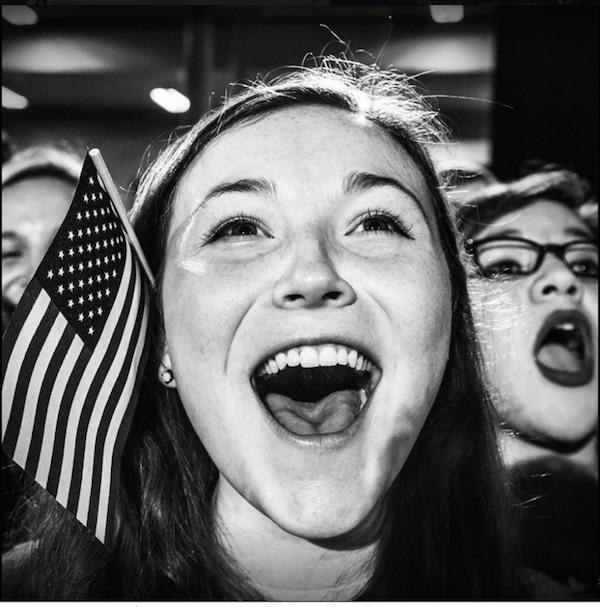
[88,148,155,288]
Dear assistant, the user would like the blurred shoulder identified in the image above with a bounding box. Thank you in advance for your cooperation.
[523,568,600,600]
[2,540,37,599]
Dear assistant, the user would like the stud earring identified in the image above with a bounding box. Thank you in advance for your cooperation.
[161,369,174,385]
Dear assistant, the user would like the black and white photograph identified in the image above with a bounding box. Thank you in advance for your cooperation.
[1,2,598,601]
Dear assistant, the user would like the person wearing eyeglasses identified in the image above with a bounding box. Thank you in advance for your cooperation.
[456,167,598,597]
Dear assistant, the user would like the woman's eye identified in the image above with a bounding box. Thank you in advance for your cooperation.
[351,211,413,238]
[2,250,23,262]
[570,259,598,278]
[210,218,266,241]
[483,260,524,277]
[362,216,396,232]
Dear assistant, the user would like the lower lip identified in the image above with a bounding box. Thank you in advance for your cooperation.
[535,357,594,387]
[253,385,376,450]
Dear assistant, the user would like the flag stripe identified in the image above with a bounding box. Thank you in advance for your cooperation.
[35,335,85,488]
[13,312,69,467]
[24,325,77,477]
[55,248,135,505]
[102,297,150,544]
[1,281,42,379]
[2,286,47,439]
[68,249,138,514]
[45,342,93,496]
[3,297,59,454]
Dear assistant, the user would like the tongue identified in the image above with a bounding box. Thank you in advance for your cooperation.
[536,343,583,373]
[264,389,361,435]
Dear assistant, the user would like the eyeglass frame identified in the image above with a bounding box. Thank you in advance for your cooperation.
[464,235,598,279]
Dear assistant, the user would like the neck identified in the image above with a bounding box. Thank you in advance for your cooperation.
[500,430,598,478]
[213,476,376,601]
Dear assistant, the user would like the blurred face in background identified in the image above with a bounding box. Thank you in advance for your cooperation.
[469,199,598,451]
[2,175,74,310]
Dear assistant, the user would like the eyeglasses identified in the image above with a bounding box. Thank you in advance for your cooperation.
[465,236,598,280]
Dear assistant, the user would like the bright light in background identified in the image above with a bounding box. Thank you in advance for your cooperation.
[2,86,29,110]
[430,5,464,24]
[2,5,38,26]
[382,32,493,74]
[150,88,190,113]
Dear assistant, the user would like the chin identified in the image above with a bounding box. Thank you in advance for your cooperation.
[263,482,384,542]
[537,384,597,443]
[514,402,597,448]
[538,419,597,446]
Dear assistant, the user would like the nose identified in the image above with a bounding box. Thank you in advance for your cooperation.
[272,241,356,309]
[529,255,583,304]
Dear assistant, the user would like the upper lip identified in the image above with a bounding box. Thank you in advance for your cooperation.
[249,334,382,377]
[533,308,593,357]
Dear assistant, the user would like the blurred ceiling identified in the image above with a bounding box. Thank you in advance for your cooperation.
[2,5,497,188]
[3,5,597,194]
[2,6,494,121]
[3,7,187,110]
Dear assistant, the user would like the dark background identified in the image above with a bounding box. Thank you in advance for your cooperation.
[2,4,598,203]
[494,8,598,185]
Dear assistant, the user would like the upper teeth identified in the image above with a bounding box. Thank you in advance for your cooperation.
[256,344,373,377]
[556,322,575,331]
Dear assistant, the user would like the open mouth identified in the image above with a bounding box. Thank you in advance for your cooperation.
[252,343,380,436]
[534,310,595,387]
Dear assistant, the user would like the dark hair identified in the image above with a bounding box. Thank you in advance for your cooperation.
[5,59,519,599]
[2,131,16,165]
[455,167,598,242]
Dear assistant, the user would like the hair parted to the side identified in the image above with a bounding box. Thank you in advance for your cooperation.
[455,166,598,241]
[6,58,520,599]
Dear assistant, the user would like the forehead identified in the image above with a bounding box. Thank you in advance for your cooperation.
[3,175,73,229]
[171,105,433,225]
[475,198,591,241]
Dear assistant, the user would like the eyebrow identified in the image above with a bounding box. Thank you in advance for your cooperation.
[201,177,276,205]
[565,226,594,239]
[187,171,431,231]
[482,226,594,241]
[343,171,430,225]
[480,228,521,239]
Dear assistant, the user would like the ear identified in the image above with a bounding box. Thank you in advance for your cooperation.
[158,351,177,389]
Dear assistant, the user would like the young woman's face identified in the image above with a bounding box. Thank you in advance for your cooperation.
[161,105,452,539]
[2,175,74,308]
[470,199,598,446]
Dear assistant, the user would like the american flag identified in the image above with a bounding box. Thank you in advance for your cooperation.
[2,151,151,546]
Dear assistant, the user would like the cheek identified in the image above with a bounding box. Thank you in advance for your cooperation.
[24,224,56,263]
[361,253,452,350]
[1,265,17,286]
[583,287,598,328]
[163,240,272,351]
[469,282,533,362]
[161,265,251,459]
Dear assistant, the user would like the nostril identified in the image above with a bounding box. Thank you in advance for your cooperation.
[541,285,557,296]
[285,293,305,303]
[566,285,578,296]
[324,290,343,301]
